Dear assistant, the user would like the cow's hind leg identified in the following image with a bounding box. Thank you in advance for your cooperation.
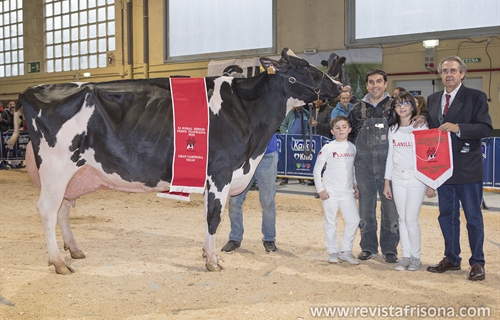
[58,199,86,260]
[37,170,77,275]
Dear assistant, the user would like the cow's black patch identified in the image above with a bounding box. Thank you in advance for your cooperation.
[69,133,86,165]
[206,190,222,235]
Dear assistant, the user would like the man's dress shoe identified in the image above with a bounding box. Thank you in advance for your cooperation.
[426,258,461,273]
[468,263,485,281]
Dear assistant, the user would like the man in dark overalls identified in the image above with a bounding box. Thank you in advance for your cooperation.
[348,68,399,263]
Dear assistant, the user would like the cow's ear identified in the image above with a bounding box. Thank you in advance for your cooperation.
[260,58,279,74]
[338,57,346,64]
[321,60,328,67]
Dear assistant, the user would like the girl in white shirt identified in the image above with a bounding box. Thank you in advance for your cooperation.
[383,92,435,271]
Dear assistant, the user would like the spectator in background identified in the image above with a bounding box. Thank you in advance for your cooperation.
[0,101,13,170]
[0,102,13,132]
[330,91,354,140]
[414,95,429,117]
[279,105,309,185]
[331,91,354,120]
[393,87,407,98]
[425,56,492,281]
[343,85,359,105]
[309,99,333,139]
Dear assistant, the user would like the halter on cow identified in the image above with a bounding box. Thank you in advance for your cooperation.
[8,48,342,274]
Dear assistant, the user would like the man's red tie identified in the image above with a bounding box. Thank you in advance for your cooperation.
[443,94,450,116]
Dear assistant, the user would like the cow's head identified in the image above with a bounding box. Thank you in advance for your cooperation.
[321,52,351,86]
[259,48,342,107]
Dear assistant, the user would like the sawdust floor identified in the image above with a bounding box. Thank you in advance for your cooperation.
[1,169,499,319]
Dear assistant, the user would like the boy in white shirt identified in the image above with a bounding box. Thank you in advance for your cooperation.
[314,116,360,265]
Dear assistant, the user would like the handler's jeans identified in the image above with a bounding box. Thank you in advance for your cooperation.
[355,118,399,255]
[228,151,278,243]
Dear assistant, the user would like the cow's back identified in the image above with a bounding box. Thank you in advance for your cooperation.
[20,80,177,190]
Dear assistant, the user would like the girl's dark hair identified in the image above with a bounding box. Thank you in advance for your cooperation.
[389,92,417,130]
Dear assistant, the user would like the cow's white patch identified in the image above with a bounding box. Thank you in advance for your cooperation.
[31,110,42,132]
[36,99,97,194]
[286,49,298,57]
[71,82,89,88]
[209,77,233,115]
[206,175,230,205]
[228,154,264,195]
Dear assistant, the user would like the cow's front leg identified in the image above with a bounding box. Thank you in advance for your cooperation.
[203,180,229,271]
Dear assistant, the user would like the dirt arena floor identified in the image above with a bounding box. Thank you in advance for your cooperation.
[1,169,499,319]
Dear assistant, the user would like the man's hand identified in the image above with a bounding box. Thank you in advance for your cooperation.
[309,117,318,127]
[439,122,459,134]
[411,115,427,128]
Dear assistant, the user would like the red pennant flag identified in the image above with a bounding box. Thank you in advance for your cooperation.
[412,128,453,189]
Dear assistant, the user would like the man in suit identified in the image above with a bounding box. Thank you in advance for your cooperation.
[426,56,492,281]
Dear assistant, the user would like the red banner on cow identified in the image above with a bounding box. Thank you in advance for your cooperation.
[165,78,209,195]
[411,128,453,189]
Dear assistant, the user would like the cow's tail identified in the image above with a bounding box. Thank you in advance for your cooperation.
[7,108,21,148]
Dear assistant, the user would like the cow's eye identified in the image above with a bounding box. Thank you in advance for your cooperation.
[302,66,309,70]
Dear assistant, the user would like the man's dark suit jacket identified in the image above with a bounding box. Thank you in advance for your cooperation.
[427,85,492,185]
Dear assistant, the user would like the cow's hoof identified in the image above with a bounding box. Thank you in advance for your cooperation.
[205,263,223,272]
[70,250,86,259]
[55,266,75,275]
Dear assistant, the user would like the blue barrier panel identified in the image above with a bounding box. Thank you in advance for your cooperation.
[276,134,286,175]
[495,137,500,188]
[482,137,494,187]
[277,134,331,178]
[0,130,30,161]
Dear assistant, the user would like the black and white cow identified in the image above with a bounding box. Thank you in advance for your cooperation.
[9,48,342,274]
[321,52,351,86]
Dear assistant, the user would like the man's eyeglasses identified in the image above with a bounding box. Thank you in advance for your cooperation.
[441,68,459,75]
[394,101,412,108]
